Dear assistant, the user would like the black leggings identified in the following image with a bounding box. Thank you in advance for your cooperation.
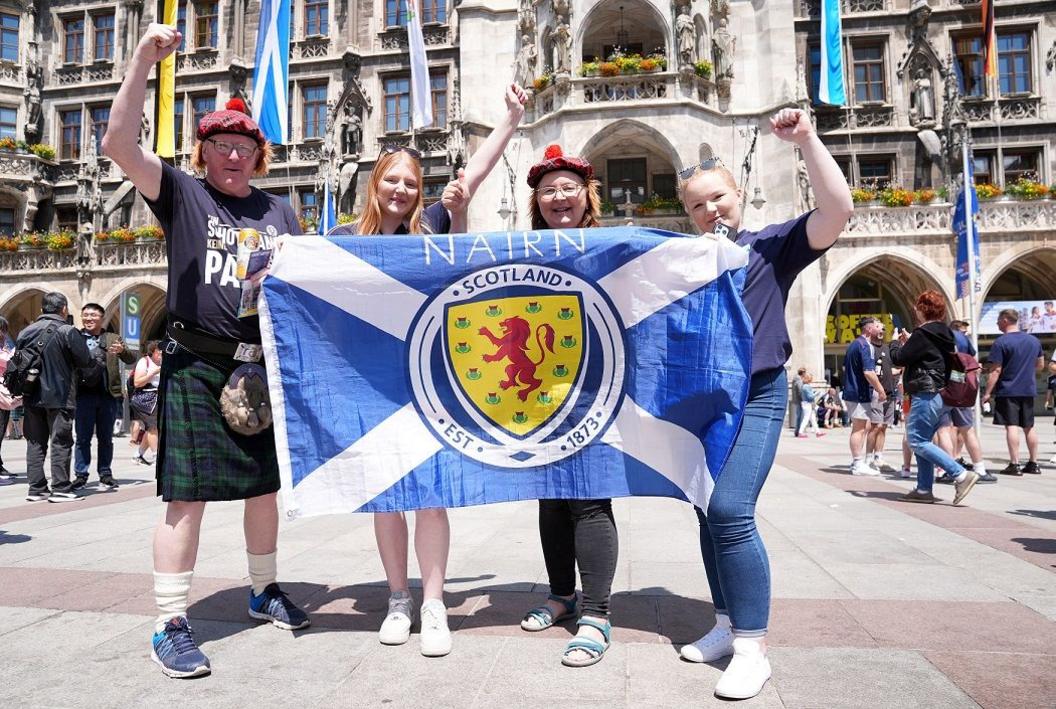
[538,498,618,618]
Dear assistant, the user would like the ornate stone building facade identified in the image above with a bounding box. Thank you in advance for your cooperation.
[1,0,1054,377]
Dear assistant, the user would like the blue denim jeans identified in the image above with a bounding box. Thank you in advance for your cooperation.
[906,391,965,492]
[695,366,787,635]
[74,392,120,478]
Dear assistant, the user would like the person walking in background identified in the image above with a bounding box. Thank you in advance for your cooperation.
[936,320,995,484]
[16,292,92,503]
[790,367,805,432]
[982,309,1044,476]
[72,303,138,491]
[867,323,897,471]
[842,317,886,475]
[130,341,162,465]
[0,316,18,484]
[795,372,824,438]
[890,291,979,505]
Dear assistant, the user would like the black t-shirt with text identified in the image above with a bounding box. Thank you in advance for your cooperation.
[144,161,300,342]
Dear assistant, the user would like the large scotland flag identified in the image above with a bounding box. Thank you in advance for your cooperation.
[259,227,752,518]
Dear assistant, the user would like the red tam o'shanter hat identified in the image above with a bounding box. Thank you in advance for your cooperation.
[196,97,266,145]
[527,144,594,188]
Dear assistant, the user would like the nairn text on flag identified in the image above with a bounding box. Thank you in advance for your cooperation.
[259,228,753,518]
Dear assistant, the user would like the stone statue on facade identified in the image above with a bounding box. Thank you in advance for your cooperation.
[24,63,43,144]
[676,6,696,67]
[551,23,571,75]
[797,157,815,211]
[910,66,935,125]
[343,110,363,156]
[140,111,151,146]
[1046,40,1055,74]
[514,34,538,88]
[551,0,570,22]
[712,18,735,80]
[518,0,536,35]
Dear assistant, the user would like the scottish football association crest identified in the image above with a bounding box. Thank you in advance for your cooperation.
[408,264,626,468]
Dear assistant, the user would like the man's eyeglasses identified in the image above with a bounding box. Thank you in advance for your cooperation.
[678,157,726,181]
[538,184,584,200]
[206,138,258,158]
[380,144,422,161]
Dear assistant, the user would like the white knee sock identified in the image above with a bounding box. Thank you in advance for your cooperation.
[247,551,277,596]
[154,570,193,633]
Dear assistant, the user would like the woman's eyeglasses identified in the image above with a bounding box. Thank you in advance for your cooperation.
[678,157,725,181]
[379,144,422,161]
[206,138,259,158]
[538,184,584,200]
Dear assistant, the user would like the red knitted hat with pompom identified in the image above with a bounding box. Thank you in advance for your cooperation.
[527,144,594,187]
[196,97,266,145]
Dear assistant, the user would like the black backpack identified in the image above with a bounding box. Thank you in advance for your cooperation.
[3,325,59,398]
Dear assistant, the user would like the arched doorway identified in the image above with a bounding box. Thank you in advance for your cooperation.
[977,246,1056,365]
[98,282,168,348]
[0,288,46,340]
[577,0,669,65]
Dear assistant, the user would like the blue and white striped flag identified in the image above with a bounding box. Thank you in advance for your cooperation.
[818,0,846,106]
[318,174,337,235]
[251,0,291,144]
[259,228,752,518]
[407,0,433,129]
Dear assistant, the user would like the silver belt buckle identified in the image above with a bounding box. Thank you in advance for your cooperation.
[233,343,263,362]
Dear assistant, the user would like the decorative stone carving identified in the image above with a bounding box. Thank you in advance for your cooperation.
[797,157,815,211]
[676,7,696,67]
[518,0,535,35]
[582,75,668,103]
[551,23,571,75]
[796,61,809,103]
[24,43,43,144]
[909,65,935,127]
[551,0,570,23]
[229,58,252,113]
[514,34,537,89]
[999,96,1040,121]
[711,18,734,80]
[123,1,144,61]
[1047,41,1056,74]
[140,112,151,146]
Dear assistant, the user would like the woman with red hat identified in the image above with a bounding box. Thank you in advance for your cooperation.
[329,84,529,659]
[102,23,310,679]
[675,108,853,699]
[518,144,615,668]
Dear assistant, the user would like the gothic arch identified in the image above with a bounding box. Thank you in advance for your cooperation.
[979,244,1056,303]
[823,248,957,319]
[97,277,168,340]
[576,0,671,64]
[576,118,682,174]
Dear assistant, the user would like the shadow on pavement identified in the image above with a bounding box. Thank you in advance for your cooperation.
[0,529,32,544]
[1009,509,1056,521]
[1011,537,1056,555]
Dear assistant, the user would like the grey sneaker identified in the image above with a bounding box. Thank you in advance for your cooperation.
[953,470,980,506]
[899,489,939,504]
[378,591,414,645]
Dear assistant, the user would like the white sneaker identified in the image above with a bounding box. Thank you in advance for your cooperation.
[378,591,414,645]
[899,467,914,479]
[714,637,771,700]
[419,599,452,657]
[851,461,881,476]
[680,617,733,663]
[1049,453,1056,465]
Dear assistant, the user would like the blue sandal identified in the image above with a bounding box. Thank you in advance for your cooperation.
[561,617,611,667]
[520,593,577,632]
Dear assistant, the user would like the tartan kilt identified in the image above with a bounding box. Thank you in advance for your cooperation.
[157,343,280,502]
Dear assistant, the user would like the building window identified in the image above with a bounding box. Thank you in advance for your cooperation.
[430,74,447,129]
[857,156,893,187]
[174,97,185,151]
[808,44,822,104]
[0,13,18,63]
[972,150,995,184]
[301,84,327,139]
[423,180,445,202]
[834,156,852,184]
[298,188,318,224]
[177,2,187,51]
[851,42,885,103]
[0,106,16,139]
[304,0,328,36]
[90,106,110,153]
[194,1,219,49]
[1002,149,1040,184]
[953,35,985,98]
[384,77,410,132]
[93,13,115,61]
[0,207,14,236]
[607,158,647,205]
[60,109,82,160]
[997,31,1031,95]
[191,95,215,134]
[64,17,85,64]
[385,0,408,28]
[421,0,446,24]
[56,207,78,232]
[652,173,676,200]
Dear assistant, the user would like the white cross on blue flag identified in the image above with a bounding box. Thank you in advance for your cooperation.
[251,0,291,144]
[259,228,752,518]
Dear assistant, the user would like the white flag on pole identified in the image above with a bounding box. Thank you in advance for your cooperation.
[407,0,433,129]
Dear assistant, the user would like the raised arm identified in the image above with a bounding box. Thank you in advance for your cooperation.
[460,84,528,196]
[100,24,182,202]
[769,108,854,251]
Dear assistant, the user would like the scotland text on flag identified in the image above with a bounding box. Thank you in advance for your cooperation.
[259,228,752,518]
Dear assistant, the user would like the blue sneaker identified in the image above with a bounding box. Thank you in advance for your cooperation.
[151,616,211,678]
[248,583,311,630]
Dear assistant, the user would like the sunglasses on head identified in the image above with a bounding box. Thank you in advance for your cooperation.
[678,157,726,181]
[379,144,422,161]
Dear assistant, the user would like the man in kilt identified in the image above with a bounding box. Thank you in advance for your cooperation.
[103,23,310,679]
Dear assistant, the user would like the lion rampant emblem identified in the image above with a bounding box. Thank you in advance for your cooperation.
[478,316,556,401]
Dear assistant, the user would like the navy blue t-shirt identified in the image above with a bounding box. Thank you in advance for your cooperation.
[736,211,829,375]
[327,201,451,236]
[842,336,875,403]
[989,331,1043,397]
[952,329,976,356]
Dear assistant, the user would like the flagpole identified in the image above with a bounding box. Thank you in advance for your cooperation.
[961,134,982,439]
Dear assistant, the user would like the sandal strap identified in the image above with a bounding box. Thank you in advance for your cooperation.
[563,638,605,657]
[547,593,577,614]
[576,617,611,641]
[523,606,555,624]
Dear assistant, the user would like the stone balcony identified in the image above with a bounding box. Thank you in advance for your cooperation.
[0,240,167,276]
[0,151,57,184]
[844,199,1056,238]
[530,71,713,122]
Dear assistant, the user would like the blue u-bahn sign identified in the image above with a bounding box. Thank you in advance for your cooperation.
[121,292,141,349]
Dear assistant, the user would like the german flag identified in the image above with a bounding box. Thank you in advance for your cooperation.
[981,0,997,78]
[153,0,178,158]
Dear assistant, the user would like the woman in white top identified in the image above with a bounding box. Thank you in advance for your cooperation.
[132,340,163,463]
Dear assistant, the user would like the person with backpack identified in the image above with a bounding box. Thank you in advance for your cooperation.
[10,292,92,502]
[0,315,19,485]
[72,303,138,491]
[889,291,979,506]
[936,320,995,484]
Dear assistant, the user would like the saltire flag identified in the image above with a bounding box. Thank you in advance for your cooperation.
[954,164,981,301]
[252,0,291,144]
[317,174,337,235]
[152,0,178,158]
[818,0,846,106]
[259,228,753,518]
[981,0,997,78]
[407,0,433,128]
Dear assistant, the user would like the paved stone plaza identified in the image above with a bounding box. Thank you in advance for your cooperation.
[0,421,1053,708]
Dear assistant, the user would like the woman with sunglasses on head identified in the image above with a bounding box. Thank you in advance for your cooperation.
[329,83,528,658]
[517,144,616,668]
[676,108,853,699]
